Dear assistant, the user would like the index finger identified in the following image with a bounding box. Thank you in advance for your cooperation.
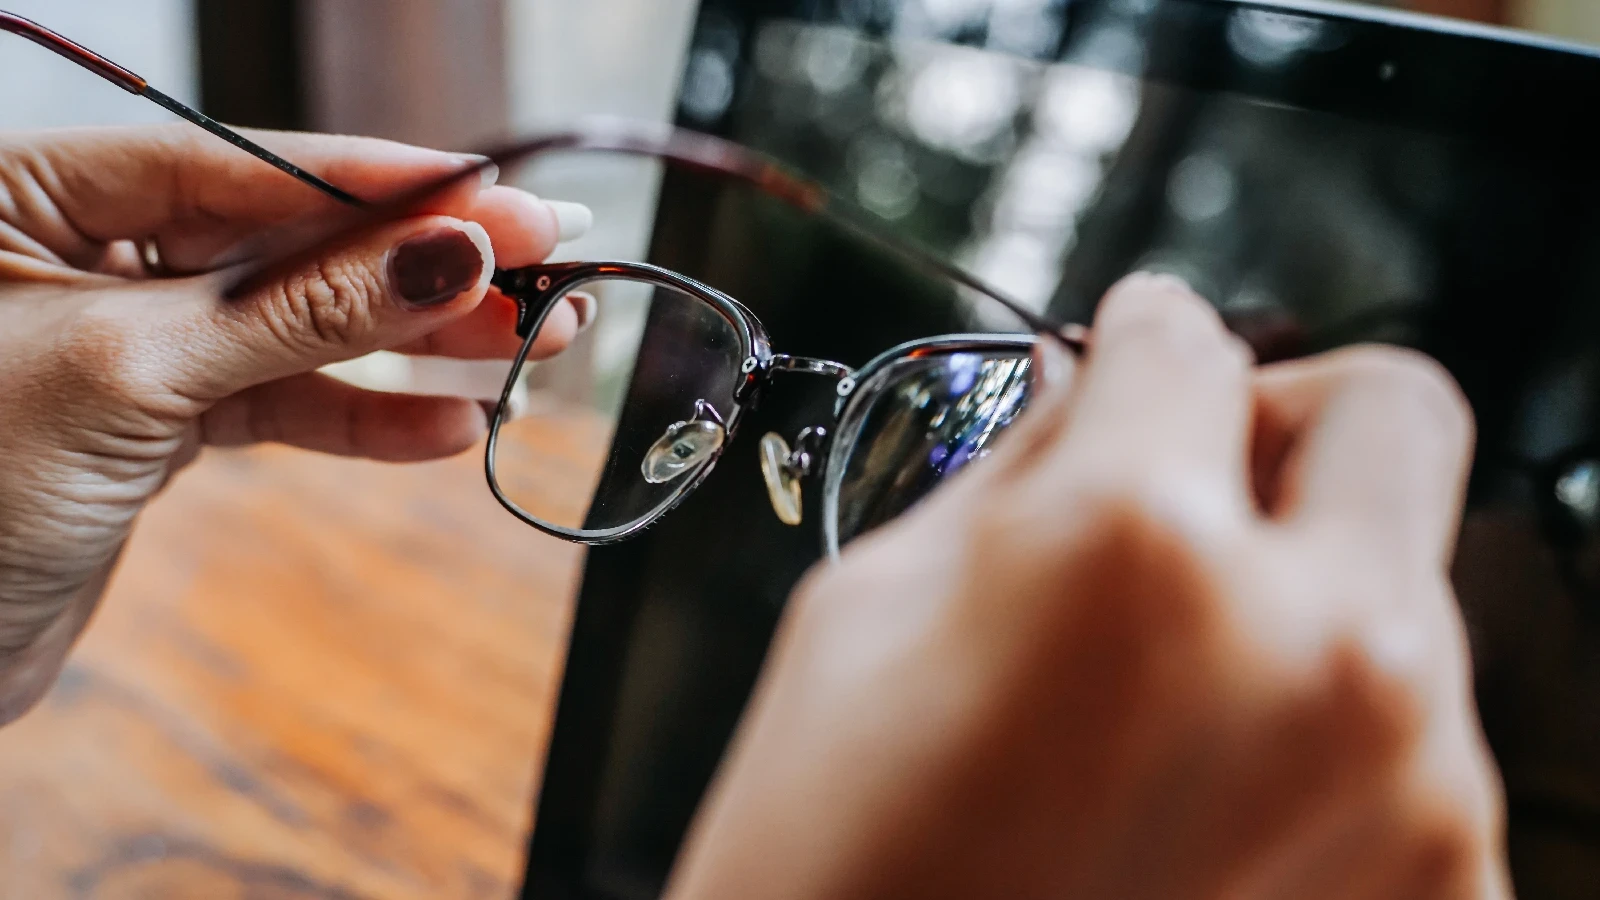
[22,125,476,232]
[1046,273,1255,502]
[6,125,485,270]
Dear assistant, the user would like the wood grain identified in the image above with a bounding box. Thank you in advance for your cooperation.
[0,418,592,899]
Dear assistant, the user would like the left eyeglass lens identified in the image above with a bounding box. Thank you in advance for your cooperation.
[489,278,747,537]
[825,349,1035,552]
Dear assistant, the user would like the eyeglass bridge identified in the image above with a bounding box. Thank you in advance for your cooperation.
[744,356,854,526]
[764,354,854,380]
[741,353,855,401]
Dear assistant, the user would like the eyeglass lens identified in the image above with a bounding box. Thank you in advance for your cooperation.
[489,278,746,536]
[826,350,1035,551]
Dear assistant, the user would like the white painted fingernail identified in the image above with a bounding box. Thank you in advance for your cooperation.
[484,392,528,425]
[505,381,531,421]
[457,154,499,189]
[548,200,594,242]
[568,291,598,332]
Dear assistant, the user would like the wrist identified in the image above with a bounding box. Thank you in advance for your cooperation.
[0,559,117,726]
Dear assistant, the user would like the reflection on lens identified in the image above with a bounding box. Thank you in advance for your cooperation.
[490,278,745,537]
[831,350,1033,547]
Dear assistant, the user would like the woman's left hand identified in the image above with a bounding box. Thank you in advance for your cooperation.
[0,125,589,722]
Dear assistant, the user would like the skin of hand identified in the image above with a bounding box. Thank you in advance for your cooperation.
[0,125,589,724]
[668,274,1512,899]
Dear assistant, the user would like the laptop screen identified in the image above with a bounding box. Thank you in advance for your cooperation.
[523,4,1600,898]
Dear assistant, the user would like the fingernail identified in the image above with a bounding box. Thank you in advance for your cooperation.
[548,200,594,242]
[479,399,500,425]
[457,154,499,189]
[1098,271,1209,328]
[1124,270,1195,295]
[482,396,526,424]
[568,291,598,332]
[504,385,530,421]
[389,223,490,310]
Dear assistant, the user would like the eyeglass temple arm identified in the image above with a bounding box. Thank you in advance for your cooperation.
[817,200,1087,350]
[214,119,1082,355]
[0,10,366,208]
[490,127,1086,351]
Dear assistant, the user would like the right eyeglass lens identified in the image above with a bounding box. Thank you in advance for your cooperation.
[829,350,1035,549]
[489,277,746,538]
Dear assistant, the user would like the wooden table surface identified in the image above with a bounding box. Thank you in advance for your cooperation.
[0,423,591,899]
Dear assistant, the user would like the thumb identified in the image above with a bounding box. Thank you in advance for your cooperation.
[170,216,494,401]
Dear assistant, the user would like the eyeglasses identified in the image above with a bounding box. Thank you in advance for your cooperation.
[8,10,1088,556]
[364,125,1086,557]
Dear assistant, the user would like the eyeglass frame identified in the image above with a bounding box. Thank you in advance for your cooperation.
[489,257,1044,548]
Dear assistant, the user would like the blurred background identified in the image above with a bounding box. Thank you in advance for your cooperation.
[3,2,1600,899]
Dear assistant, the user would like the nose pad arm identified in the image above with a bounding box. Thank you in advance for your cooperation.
[759,426,828,526]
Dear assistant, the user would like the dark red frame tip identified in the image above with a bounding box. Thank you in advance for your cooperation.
[0,11,146,93]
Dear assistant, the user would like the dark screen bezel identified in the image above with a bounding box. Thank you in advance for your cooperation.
[519,3,1600,898]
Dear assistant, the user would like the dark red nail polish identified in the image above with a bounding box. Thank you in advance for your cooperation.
[389,226,484,309]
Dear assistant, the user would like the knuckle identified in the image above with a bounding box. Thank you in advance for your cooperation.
[1080,463,1245,550]
[271,257,385,350]
[48,300,194,431]
[961,484,1236,708]
[1402,804,1485,890]
[1045,477,1235,630]
[1336,345,1474,445]
[1300,635,1431,776]
[57,305,157,403]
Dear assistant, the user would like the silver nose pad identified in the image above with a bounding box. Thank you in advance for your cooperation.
[642,399,726,485]
[759,427,826,526]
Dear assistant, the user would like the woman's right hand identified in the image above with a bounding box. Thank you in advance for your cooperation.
[670,274,1509,899]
